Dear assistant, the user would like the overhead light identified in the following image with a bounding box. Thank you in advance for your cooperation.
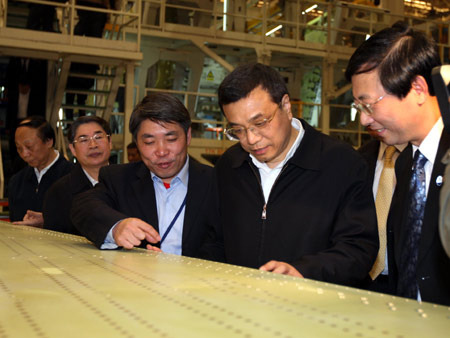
[223,0,228,31]
[266,25,282,36]
[302,4,318,15]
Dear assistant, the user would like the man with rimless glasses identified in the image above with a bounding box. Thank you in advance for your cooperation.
[346,21,450,306]
[202,63,378,287]
[41,116,112,235]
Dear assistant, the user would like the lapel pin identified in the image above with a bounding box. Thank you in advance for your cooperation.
[436,175,443,187]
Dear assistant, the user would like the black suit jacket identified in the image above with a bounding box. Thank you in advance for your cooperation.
[358,139,380,188]
[42,164,92,235]
[388,132,450,306]
[71,158,213,258]
[8,155,74,221]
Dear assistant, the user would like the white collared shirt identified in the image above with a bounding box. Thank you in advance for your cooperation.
[82,167,98,187]
[34,150,60,183]
[413,117,443,196]
[410,117,443,301]
[250,118,304,202]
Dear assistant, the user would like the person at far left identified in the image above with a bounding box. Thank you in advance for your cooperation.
[9,115,73,223]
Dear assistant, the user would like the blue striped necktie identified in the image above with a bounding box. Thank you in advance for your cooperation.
[397,150,428,299]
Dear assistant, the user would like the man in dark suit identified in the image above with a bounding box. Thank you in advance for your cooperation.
[9,116,73,223]
[202,63,378,287]
[71,93,213,258]
[42,116,112,235]
[346,21,450,305]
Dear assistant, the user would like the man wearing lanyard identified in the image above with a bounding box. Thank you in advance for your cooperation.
[346,21,450,306]
[71,93,213,257]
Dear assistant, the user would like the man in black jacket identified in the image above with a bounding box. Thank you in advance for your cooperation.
[202,63,378,287]
[42,116,112,235]
[9,116,73,223]
[71,93,213,258]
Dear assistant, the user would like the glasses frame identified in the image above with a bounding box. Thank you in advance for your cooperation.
[224,104,279,141]
[72,132,110,146]
[351,95,385,116]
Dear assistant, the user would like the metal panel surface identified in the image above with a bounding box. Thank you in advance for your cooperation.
[0,221,449,337]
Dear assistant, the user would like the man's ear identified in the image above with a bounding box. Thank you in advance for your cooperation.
[412,75,429,105]
[186,127,192,146]
[68,143,77,158]
[281,94,292,116]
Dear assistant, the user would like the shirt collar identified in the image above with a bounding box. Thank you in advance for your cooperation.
[413,117,443,165]
[34,149,60,177]
[151,155,189,187]
[82,167,98,186]
[250,118,304,171]
[378,141,408,160]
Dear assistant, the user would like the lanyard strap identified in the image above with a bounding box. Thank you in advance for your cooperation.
[160,194,187,244]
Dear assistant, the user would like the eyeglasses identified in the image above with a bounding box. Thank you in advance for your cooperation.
[351,95,385,116]
[224,105,279,141]
[73,132,110,145]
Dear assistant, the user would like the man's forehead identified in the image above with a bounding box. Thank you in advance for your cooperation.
[139,120,183,134]
[16,126,38,138]
[75,123,105,135]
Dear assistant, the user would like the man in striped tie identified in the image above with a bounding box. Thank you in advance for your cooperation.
[346,21,450,306]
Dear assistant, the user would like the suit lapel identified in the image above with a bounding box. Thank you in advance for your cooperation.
[391,145,413,264]
[70,164,92,194]
[418,131,450,264]
[182,158,205,247]
[131,163,159,231]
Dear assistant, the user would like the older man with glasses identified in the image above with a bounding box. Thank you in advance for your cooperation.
[42,116,112,235]
[201,63,378,288]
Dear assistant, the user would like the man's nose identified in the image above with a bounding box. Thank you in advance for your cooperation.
[245,128,261,145]
[155,142,169,156]
[359,111,374,127]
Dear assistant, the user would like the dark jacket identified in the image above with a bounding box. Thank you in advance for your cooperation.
[8,155,73,221]
[42,164,92,235]
[203,119,378,287]
[71,158,213,258]
[388,132,450,306]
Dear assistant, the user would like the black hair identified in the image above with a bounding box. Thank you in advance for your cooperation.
[129,92,191,141]
[16,115,55,146]
[127,141,137,149]
[218,62,289,112]
[345,21,441,98]
[68,115,111,143]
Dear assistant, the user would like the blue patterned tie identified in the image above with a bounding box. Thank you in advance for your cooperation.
[397,150,428,299]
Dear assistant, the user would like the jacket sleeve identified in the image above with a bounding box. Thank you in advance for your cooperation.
[70,167,128,249]
[197,169,226,263]
[292,158,379,287]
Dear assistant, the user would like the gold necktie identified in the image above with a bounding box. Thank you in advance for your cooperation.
[370,145,397,280]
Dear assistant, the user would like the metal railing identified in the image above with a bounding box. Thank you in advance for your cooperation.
[1,0,142,51]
